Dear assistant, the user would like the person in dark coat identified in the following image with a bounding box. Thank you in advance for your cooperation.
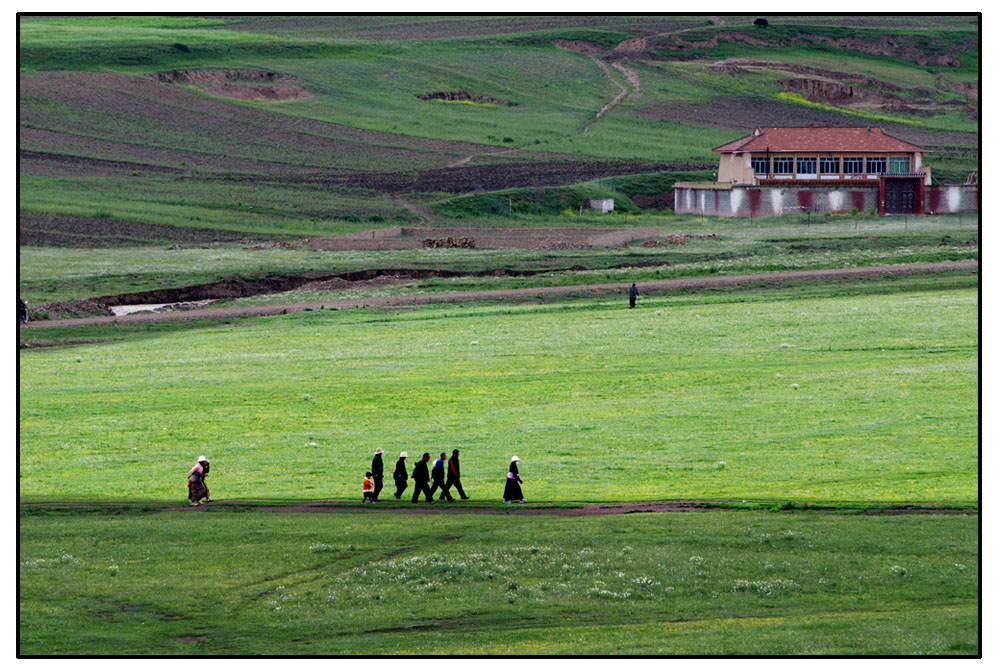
[629,283,638,309]
[393,451,408,499]
[371,447,384,502]
[442,449,470,500]
[504,456,524,503]
[429,452,453,501]
[187,455,212,505]
[411,452,434,504]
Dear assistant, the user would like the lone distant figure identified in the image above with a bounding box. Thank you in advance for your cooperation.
[504,456,525,504]
[371,447,384,502]
[393,451,408,499]
[411,452,435,504]
[443,449,470,500]
[629,283,638,309]
[430,452,453,501]
[19,298,28,324]
[187,455,212,506]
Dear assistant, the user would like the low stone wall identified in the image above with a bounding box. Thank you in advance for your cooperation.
[676,185,876,218]
[675,183,979,218]
[925,185,979,215]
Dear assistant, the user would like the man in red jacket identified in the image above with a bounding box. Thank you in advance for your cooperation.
[441,449,470,501]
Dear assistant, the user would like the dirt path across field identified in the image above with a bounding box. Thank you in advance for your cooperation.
[20,261,977,330]
[584,58,631,133]
[20,500,976,516]
[553,40,642,134]
[446,146,526,169]
[393,198,436,223]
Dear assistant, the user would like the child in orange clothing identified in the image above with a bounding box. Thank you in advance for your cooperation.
[362,472,375,504]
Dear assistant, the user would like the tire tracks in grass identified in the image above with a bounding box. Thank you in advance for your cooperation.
[244,535,464,603]
[360,603,977,643]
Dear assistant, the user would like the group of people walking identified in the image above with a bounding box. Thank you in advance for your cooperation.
[366,448,472,504]
[185,450,527,507]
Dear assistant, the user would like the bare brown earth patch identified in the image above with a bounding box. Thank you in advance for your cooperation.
[417,90,511,105]
[28,299,113,321]
[778,78,931,115]
[200,83,311,101]
[552,39,606,56]
[607,36,649,60]
[153,68,312,101]
[710,58,904,91]
[308,226,659,251]
[152,69,297,85]
[652,30,971,67]
[628,96,978,148]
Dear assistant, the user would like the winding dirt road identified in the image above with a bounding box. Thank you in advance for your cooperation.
[20,261,977,330]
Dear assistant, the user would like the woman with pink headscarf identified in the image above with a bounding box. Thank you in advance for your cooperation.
[187,456,212,506]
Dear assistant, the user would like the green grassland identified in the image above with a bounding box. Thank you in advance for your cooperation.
[18,510,978,654]
[18,16,979,656]
[19,282,977,504]
[19,176,415,237]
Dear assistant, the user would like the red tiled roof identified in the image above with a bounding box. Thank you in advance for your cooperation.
[713,127,925,153]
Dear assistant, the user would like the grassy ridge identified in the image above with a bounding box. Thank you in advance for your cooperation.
[18,285,978,503]
[18,21,362,72]
[18,510,978,654]
[18,216,978,305]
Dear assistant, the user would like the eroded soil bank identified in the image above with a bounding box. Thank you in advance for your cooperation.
[20,261,978,330]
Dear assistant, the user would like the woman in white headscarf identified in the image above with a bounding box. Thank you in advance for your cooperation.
[503,456,524,504]
[187,456,212,506]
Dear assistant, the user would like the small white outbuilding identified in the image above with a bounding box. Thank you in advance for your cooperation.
[588,198,614,213]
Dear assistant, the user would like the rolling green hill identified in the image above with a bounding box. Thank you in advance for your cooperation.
[19,15,979,238]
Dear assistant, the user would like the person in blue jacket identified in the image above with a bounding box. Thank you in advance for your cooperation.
[429,452,453,501]
[629,283,638,309]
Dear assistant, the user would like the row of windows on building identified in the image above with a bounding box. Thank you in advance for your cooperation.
[750,155,911,177]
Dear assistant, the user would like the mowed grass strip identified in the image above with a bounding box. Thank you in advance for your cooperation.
[18,286,977,503]
[18,510,978,655]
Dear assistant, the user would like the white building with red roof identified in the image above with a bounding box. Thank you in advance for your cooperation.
[713,126,930,186]
[672,125,978,217]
